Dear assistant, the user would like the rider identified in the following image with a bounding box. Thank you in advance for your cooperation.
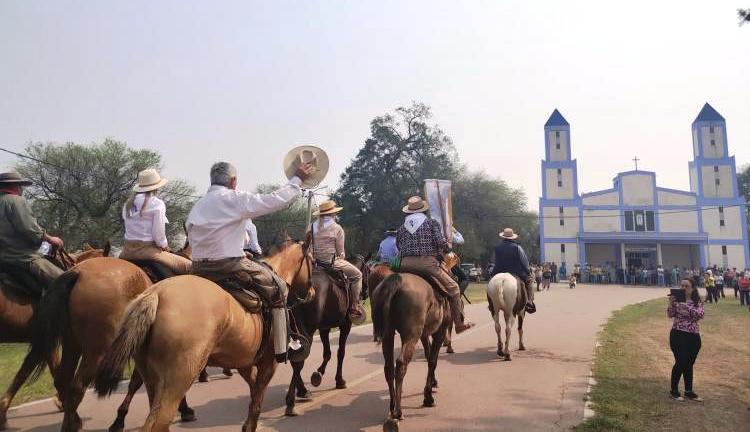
[186,161,312,363]
[119,169,192,276]
[0,171,65,296]
[308,199,363,321]
[396,196,475,333]
[377,229,399,263]
[244,219,263,257]
[491,228,536,313]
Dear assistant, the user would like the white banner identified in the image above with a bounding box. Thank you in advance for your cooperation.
[424,179,453,247]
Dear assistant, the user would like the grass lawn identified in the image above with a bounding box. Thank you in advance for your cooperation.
[576,295,750,432]
[0,343,56,407]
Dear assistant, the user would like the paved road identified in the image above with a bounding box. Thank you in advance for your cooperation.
[6,283,665,432]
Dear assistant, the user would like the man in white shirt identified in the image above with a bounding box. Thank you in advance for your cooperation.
[186,161,312,363]
[244,219,263,257]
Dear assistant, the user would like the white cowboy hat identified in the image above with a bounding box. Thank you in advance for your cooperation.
[0,171,33,186]
[499,228,519,240]
[313,199,343,216]
[134,169,168,193]
[283,145,329,189]
[402,196,430,214]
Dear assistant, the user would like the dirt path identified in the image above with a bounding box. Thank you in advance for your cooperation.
[6,283,665,432]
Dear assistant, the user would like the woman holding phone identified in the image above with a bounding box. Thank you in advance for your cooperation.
[667,278,705,402]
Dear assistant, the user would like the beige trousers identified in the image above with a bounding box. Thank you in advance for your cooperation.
[119,240,192,275]
[399,256,460,298]
[332,258,363,305]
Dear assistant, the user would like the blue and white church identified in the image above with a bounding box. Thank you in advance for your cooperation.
[539,103,750,270]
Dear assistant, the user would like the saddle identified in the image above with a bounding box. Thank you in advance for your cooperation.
[315,260,348,291]
[0,263,43,299]
[127,259,175,284]
[394,268,452,299]
[214,277,263,314]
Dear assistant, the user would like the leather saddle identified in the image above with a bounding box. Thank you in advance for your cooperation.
[315,260,348,291]
[394,268,452,299]
[214,278,263,314]
[127,260,176,284]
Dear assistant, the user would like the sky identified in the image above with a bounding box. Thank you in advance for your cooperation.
[1,1,749,209]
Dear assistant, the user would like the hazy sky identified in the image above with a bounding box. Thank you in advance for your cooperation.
[1,1,748,209]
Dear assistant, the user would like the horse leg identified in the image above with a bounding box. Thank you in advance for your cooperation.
[177,396,196,422]
[311,328,331,387]
[285,361,304,417]
[108,371,143,432]
[61,355,98,432]
[493,311,504,358]
[140,358,198,432]
[381,330,398,426]
[335,321,352,389]
[503,312,513,361]
[0,350,41,429]
[424,327,446,407]
[242,346,277,432]
[517,313,526,351]
[198,367,209,382]
[393,338,417,421]
[444,324,454,354]
[420,335,430,360]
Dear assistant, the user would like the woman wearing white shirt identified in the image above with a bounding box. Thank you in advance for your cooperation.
[119,169,191,275]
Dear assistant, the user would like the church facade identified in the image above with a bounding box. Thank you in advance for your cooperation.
[539,103,750,271]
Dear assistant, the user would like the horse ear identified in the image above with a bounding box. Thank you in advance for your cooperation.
[103,241,111,257]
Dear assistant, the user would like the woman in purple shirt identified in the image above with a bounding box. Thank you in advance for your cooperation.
[667,278,705,402]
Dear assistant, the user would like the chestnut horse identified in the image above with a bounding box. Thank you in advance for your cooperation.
[0,245,108,430]
[23,257,194,432]
[371,268,451,432]
[94,241,315,432]
[283,254,370,417]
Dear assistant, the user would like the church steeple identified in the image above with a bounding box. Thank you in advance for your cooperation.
[544,109,571,162]
[689,103,736,199]
[545,109,569,127]
[541,108,578,200]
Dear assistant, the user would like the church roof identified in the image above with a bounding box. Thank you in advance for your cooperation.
[693,103,724,123]
[545,109,569,127]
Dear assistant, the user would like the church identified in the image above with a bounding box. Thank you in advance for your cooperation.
[538,103,750,271]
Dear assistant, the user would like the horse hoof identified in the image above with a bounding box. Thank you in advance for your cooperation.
[423,399,436,408]
[296,391,313,401]
[284,407,299,417]
[497,350,504,357]
[222,368,233,377]
[54,396,64,412]
[446,346,454,354]
[180,409,197,422]
[310,372,322,387]
[504,355,512,361]
[519,345,526,351]
[108,422,124,432]
[383,418,400,432]
[335,380,347,389]
[198,371,209,383]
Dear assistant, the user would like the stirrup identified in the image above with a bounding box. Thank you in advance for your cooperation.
[348,304,366,325]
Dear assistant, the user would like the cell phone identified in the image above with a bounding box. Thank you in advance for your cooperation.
[669,288,686,302]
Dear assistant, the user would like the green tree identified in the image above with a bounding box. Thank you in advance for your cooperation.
[452,170,538,266]
[251,184,309,251]
[15,139,196,249]
[740,8,750,24]
[333,102,459,253]
[737,164,750,237]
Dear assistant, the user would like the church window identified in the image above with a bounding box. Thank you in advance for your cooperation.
[722,245,727,255]
[715,178,721,186]
[561,244,566,253]
[555,131,560,138]
[710,139,716,147]
[557,168,562,175]
[624,211,634,231]
[645,211,655,231]
[559,219,565,226]
[556,142,560,150]
[558,180,563,187]
[624,210,655,232]
[714,166,719,172]
[709,126,714,134]
[719,206,725,227]
[559,206,564,214]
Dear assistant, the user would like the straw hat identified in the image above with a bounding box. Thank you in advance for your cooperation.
[402,196,430,214]
[499,228,519,240]
[283,145,329,189]
[133,169,168,193]
[313,199,343,216]
[0,171,33,186]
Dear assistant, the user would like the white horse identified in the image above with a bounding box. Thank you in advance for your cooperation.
[487,273,527,360]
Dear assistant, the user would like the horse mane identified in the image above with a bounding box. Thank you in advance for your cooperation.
[266,239,302,257]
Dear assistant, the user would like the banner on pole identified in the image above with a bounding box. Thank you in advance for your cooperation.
[423,179,453,247]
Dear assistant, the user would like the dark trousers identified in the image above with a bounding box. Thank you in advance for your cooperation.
[706,287,719,303]
[741,290,750,306]
[669,329,701,393]
[717,283,725,298]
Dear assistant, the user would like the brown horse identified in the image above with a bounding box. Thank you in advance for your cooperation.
[371,269,451,432]
[0,246,108,430]
[94,241,315,432]
[283,254,370,417]
[23,257,194,432]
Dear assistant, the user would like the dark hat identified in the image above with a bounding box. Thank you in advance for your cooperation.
[0,171,33,186]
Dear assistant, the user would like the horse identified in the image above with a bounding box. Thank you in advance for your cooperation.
[367,262,394,343]
[486,273,527,360]
[94,240,315,432]
[0,245,109,430]
[21,256,195,432]
[283,253,370,417]
[371,268,451,431]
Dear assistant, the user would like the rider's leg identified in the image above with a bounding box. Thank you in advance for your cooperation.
[333,259,363,316]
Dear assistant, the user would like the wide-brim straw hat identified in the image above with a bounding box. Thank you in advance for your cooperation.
[402,196,430,214]
[134,169,168,193]
[0,171,33,186]
[283,145,329,189]
[313,199,343,216]
[499,228,519,240]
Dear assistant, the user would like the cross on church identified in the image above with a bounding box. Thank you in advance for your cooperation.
[633,156,640,171]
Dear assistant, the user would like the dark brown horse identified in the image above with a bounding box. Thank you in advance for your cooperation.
[0,246,108,431]
[371,268,451,432]
[283,254,370,417]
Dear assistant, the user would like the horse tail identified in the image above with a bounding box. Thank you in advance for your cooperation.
[486,274,506,317]
[94,286,159,397]
[27,269,80,380]
[372,274,401,340]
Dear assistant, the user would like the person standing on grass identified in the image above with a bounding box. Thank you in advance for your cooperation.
[704,270,717,303]
[738,273,750,307]
[668,278,704,402]
[714,272,724,301]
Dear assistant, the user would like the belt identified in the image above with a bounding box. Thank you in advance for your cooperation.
[194,256,243,263]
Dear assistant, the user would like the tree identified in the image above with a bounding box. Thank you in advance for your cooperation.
[252,184,309,250]
[737,164,750,237]
[740,8,750,24]
[333,102,459,253]
[15,139,197,249]
[452,170,539,265]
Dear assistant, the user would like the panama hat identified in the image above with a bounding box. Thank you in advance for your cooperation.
[283,145,329,189]
[0,171,33,186]
[133,169,168,193]
[499,228,519,240]
[402,196,430,214]
[313,199,343,216]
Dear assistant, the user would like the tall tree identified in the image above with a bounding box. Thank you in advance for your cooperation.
[252,184,309,250]
[334,102,459,253]
[15,139,196,249]
[737,164,750,237]
[740,8,750,24]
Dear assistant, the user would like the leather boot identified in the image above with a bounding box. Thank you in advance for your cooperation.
[449,295,474,333]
